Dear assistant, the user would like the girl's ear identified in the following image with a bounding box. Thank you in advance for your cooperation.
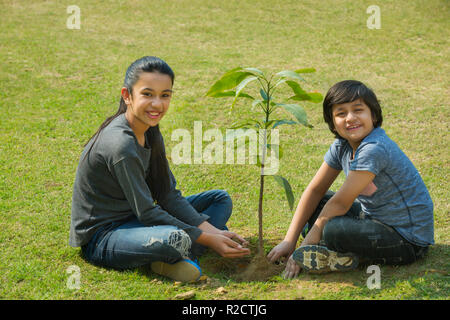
[121,87,132,106]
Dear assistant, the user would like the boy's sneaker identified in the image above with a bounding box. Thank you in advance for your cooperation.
[151,259,202,282]
[292,245,359,273]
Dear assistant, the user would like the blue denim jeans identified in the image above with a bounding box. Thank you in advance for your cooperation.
[303,191,428,266]
[81,189,232,270]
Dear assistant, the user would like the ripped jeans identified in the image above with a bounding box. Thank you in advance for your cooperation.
[304,191,428,266]
[81,190,232,270]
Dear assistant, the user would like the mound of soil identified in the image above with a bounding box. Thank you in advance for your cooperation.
[201,240,285,282]
[234,253,285,282]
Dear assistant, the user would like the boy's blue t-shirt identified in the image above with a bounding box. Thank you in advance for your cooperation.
[324,127,434,247]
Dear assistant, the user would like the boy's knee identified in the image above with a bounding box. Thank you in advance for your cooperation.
[322,217,345,251]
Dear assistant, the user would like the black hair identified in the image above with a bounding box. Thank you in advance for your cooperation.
[323,80,383,139]
[82,56,175,202]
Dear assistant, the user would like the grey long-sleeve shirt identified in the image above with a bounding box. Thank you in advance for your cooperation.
[69,113,209,247]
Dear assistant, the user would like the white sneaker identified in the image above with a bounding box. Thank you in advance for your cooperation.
[292,245,359,273]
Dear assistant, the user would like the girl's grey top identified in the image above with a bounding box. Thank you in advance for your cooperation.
[69,113,209,247]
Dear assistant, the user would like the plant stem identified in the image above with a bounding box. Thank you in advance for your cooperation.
[257,164,265,255]
[257,82,271,256]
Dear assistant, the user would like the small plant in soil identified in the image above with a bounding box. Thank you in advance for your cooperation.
[206,67,323,280]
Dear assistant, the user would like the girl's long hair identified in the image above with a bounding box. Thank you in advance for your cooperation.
[82,56,174,202]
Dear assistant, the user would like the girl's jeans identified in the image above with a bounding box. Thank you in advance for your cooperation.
[81,190,232,270]
[305,191,428,266]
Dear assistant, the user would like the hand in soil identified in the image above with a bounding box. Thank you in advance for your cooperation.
[282,255,301,279]
[198,232,251,258]
[220,230,249,247]
[267,240,296,263]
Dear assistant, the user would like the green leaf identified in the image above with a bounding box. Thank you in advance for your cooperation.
[208,91,254,99]
[206,67,254,97]
[255,154,262,168]
[259,88,268,100]
[276,70,305,82]
[243,67,264,77]
[285,80,307,96]
[295,68,316,73]
[289,93,323,103]
[252,99,263,107]
[231,76,258,109]
[272,119,297,129]
[274,79,287,89]
[276,103,310,127]
[273,175,295,210]
[286,81,323,103]
[304,92,323,103]
[263,119,276,129]
[230,119,261,129]
[267,143,283,159]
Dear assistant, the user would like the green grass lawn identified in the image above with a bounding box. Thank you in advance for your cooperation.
[0,0,448,299]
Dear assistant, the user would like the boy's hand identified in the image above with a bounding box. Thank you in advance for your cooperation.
[282,255,301,279]
[267,241,295,263]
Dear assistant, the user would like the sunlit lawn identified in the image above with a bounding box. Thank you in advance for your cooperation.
[0,0,448,299]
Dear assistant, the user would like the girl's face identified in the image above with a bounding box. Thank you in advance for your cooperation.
[123,71,173,129]
[331,99,374,149]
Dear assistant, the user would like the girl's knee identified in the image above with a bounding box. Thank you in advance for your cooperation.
[144,226,192,258]
[166,229,192,257]
[216,189,233,216]
[217,190,232,206]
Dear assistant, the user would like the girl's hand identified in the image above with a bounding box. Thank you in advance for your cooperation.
[197,221,249,248]
[219,230,249,248]
[196,232,251,258]
[267,241,296,263]
[282,254,301,279]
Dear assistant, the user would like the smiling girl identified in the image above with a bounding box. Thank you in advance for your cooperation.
[69,56,249,282]
[268,80,434,277]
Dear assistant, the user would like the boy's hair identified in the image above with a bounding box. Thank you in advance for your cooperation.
[323,80,383,139]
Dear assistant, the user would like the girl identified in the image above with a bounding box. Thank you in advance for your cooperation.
[69,56,250,282]
[267,80,434,278]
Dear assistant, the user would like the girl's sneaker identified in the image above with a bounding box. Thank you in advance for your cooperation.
[292,245,359,273]
[151,259,202,282]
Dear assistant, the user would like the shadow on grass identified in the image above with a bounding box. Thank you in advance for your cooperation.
[199,240,449,298]
[289,243,449,299]
[77,239,448,299]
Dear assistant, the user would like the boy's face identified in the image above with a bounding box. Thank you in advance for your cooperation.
[331,98,374,149]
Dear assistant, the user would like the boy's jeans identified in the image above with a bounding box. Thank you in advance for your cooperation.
[81,190,232,270]
[304,191,428,265]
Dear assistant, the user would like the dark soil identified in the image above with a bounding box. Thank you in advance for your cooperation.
[201,239,285,282]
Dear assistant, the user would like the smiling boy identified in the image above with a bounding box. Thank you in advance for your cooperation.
[268,80,434,277]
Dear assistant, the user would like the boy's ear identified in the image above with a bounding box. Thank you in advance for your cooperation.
[371,113,377,126]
